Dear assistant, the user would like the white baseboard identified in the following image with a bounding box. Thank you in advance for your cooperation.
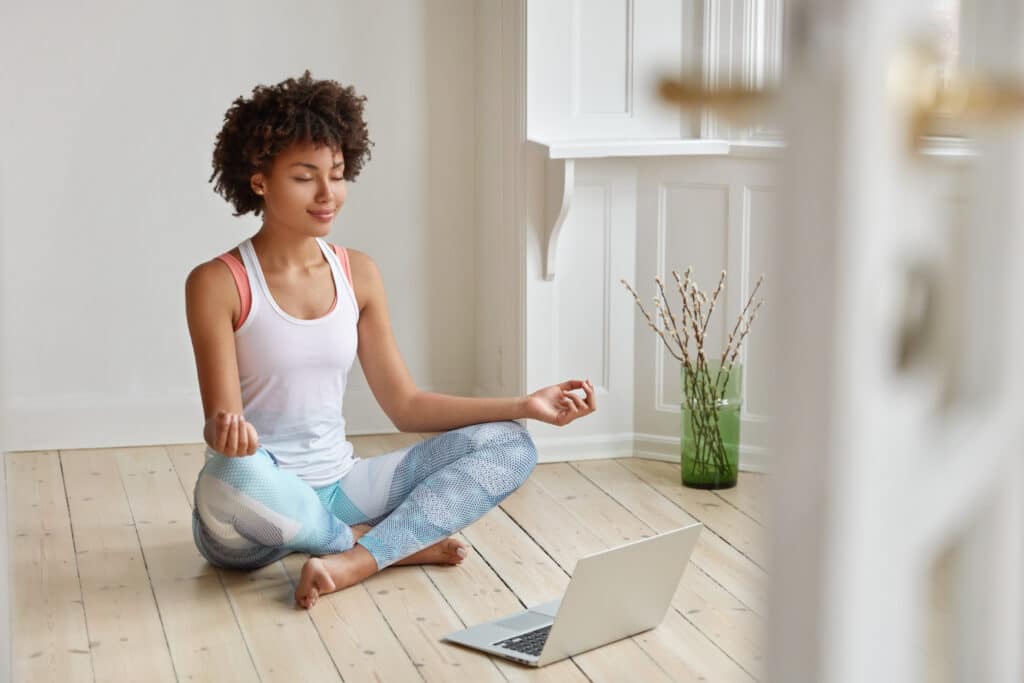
[3,388,415,453]
[633,432,772,473]
[531,431,637,463]
[4,394,204,452]
[3,397,771,474]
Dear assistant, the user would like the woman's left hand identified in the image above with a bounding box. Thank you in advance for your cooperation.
[522,379,596,426]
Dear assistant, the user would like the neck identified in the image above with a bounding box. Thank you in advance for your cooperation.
[250,224,325,271]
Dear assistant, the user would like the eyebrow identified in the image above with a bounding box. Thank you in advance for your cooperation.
[289,161,345,170]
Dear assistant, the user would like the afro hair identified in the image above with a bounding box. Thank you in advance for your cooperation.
[209,70,373,217]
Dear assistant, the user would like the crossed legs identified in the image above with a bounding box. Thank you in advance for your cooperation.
[192,420,538,608]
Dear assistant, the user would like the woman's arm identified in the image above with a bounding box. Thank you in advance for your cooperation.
[184,260,258,455]
[397,393,528,433]
[401,380,595,432]
[349,248,596,433]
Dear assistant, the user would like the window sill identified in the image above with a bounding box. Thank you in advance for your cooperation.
[528,136,977,161]
[528,137,784,159]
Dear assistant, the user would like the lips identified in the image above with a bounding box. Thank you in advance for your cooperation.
[309,210,334,217]
[309,209,335,223]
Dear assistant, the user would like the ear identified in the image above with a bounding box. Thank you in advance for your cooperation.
[250,172,266,196]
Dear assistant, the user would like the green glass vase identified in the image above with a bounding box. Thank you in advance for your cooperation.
[680,361,742,489]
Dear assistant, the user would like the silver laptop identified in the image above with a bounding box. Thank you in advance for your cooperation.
[442,522,702,667]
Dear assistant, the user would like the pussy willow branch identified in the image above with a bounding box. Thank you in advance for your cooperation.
[622,268,766,478]
[620,279,684,362]
[721,275,764,365]
[655,276,688,366]
[655,298,688,365]
[714,275,766,397]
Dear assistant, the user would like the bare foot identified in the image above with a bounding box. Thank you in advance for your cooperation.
[294,524,375,609]
[295,557,336,609]
[393,537,470,567]
[293,529,469,608]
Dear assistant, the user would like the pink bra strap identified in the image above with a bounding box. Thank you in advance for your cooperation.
[217,244,355,332]
[332,244,356,298]
[215,253,251,331]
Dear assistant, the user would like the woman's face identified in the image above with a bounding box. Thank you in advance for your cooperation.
[251,141,346,236]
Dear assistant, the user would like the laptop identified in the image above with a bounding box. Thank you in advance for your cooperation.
[442,522,702,667]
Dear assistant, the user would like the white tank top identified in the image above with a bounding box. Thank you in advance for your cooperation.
[233,237,359,488]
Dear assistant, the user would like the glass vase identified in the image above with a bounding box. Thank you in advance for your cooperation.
[680,361,742,489]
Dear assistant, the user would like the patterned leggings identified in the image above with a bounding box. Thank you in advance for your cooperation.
[192,420,538,571]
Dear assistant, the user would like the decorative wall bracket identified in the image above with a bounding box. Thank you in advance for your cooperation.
[542,156,574,281]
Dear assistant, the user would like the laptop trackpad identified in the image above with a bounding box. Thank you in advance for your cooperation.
[494,612,551,632]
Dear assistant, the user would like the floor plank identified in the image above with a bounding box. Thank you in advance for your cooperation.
[525,464,762,680]
[359,565,506,681]
[9,437,768,683]
[166,443,346,681]
[713,472,769,526]
[500,476,756,682]
[426,520,590,682]
[117,447,259,682]
[573,459,766,614]
[170,443,422,682]
[7,452,93,683]
[60,448,178,682]
[621,459,767,569]
[280,554,428,683]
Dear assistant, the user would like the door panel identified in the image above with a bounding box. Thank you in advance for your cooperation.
[765,1,1024,682]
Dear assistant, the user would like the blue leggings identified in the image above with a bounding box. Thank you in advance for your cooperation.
[191,420,538,571]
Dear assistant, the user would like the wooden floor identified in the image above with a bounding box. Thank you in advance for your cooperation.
[7,432,767,682]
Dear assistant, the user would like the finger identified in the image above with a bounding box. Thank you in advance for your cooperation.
[557,396,572,419]
[227,414,239,456]
[245,422,259,455]
[230,416,242,454]
[237,417,251,455]
[566,392,586,412]
[558,379,586,391]
[582,380,596,409]
[214,412,230,453]
[561,398,576,423]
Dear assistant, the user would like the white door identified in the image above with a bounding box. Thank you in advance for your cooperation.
[766,1,1024,682]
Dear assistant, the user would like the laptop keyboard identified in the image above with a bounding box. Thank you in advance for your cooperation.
[494,625,552,657]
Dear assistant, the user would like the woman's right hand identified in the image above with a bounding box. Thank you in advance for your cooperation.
[204,410,260,457]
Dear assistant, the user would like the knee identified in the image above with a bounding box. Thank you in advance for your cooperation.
[201,447,265,478]
[195,449,270,506]
[490,420,538,480]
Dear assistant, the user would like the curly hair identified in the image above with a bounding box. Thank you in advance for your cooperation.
[209,70,373,217]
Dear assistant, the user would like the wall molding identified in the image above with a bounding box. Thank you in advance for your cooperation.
[654,180,730,413]
[570,0,636,119]
[634,431,771,472]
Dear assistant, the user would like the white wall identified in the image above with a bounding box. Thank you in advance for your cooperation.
[0,0,478,451]
[0,213,9,681]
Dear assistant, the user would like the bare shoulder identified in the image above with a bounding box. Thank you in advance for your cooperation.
[185,256,240,325]
[340,247,384,314]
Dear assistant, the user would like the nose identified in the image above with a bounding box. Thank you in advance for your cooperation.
[315,176,334,203]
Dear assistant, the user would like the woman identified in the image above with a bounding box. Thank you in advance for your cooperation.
[186,71,596,609]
